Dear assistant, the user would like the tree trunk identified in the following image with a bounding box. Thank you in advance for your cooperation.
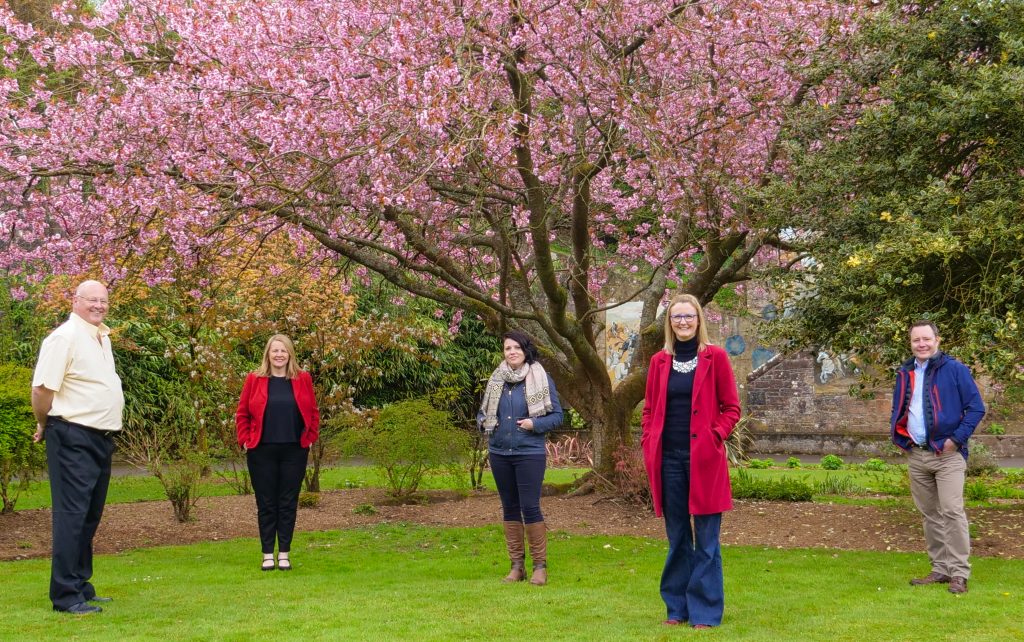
[304,441,324,493]
[589,398,634,477]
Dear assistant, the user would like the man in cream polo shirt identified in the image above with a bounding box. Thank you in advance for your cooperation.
[32,280,124,615]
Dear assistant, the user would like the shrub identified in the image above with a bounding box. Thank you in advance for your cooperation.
[814,474,864,496]
[985,479,1024,500]
[0,364,46,513]
[1004,470,1024,485]
[153,453,209,523]
[966,443,1000,477]
[964,479,991,502]
[985,423,1006,436]
[862,458,888,472]
[342,398,469,500]
[353,503,378,516]
[747,458,773,469]
[730,469,813,502]
[871,469,911,496]
[785,456,802,469]
[820,454,844,470]
[120,428,209,522]
[597,443,652,510]
[209,446,252,495]
[545,433,593,467]
[298,491,321,509]
[724,416,755,465]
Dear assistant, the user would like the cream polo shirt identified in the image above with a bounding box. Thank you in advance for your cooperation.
[32,312,124,432]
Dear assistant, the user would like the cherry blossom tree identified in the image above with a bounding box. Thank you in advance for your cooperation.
[0,0,856,472]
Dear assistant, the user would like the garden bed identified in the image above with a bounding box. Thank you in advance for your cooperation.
[2,487,1022,562]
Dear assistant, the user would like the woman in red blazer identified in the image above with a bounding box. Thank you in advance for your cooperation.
[236,334,320,571]
[641,294,741,629]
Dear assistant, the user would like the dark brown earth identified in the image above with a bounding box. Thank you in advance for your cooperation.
[2,489,1023,561]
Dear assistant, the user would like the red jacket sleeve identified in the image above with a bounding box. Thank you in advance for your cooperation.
[303,371,321,446]
[235,373,255,447]
[640,353,660,449]
[710,348,742,443]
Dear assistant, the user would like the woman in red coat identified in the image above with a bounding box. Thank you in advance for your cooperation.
[236,334,320,571]
[641,294,741,628]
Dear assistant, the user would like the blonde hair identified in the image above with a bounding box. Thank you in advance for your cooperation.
[662,294,711,354]
[255,334,300,379]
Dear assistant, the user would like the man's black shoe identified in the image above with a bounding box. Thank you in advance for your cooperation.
[54,602,102,615]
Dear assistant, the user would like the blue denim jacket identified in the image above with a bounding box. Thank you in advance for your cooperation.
[478,374,563,455]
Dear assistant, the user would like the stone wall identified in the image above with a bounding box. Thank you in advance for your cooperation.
[743,351,891,435]
[596,278,1023,456]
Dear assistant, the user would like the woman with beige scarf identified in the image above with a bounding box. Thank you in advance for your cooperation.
[478,331,563,585]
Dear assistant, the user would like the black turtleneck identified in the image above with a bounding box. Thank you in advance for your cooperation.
[662,337,699,452]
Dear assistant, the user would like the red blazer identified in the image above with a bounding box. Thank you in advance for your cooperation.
[640,344,741,517]
[236,371,320,449]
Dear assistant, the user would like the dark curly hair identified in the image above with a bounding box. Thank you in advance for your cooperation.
[502,331,540,364]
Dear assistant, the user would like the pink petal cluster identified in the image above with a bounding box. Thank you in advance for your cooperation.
[0,0,854,307]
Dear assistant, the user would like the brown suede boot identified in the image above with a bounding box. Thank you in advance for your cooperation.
[502,521,526,582]
[525,521,547,585]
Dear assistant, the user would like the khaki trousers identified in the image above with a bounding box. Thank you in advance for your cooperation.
[908,447,971,579]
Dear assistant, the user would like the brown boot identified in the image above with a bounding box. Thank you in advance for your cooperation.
[525,521,548,585]
[502,521,526,582]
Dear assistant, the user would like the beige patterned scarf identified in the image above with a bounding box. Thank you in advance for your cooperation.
[479,361,554,434]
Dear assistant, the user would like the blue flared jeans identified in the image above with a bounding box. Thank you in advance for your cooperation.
[660,449,724,626]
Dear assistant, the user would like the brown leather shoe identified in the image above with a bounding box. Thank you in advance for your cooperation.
[948,577,968,594]
[910,571,951,585]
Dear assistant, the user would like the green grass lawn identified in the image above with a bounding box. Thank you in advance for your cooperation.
[3,525,1021,641]
[10,466,590,511]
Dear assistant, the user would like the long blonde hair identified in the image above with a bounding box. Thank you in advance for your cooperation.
[255,334,300,379]
[662,294,711,354]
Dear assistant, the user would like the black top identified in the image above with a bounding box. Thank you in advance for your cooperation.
[261,376,305,444]
[662,338,699,452]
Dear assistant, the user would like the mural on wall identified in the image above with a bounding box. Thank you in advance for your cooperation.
[605,301,644,387]
[725,334,747,356]
[751,346,777,370]
[815,349,860,384]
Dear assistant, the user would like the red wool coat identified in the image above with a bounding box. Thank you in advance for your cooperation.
[236,371,321,449]
[640,345,741,517]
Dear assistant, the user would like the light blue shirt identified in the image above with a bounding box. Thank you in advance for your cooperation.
[907,360,928,445]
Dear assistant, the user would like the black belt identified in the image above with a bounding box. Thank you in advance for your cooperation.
[49,416,116,439]
[911,442,930,450]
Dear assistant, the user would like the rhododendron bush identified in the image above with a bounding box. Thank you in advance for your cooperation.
[0,0,854,470]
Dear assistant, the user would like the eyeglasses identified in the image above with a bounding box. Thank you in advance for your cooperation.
[76,296,109,305]
[670,313,698,323]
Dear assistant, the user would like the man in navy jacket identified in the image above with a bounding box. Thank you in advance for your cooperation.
[890,320,985,594]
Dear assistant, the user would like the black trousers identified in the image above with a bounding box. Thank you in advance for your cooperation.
[247,443,308,553]
[46,418,115,610]
[489,452,546,524]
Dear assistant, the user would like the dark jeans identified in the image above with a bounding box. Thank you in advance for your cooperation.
[489,453,546,523]
[46,418,115,610]
[247,443,309,553]
[660,449,724,626]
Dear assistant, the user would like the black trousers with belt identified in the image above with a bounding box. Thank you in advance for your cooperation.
[246,443,309,554]
[45,418,115,610]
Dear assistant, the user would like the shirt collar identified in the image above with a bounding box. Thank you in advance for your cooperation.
[69,312,111,339]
